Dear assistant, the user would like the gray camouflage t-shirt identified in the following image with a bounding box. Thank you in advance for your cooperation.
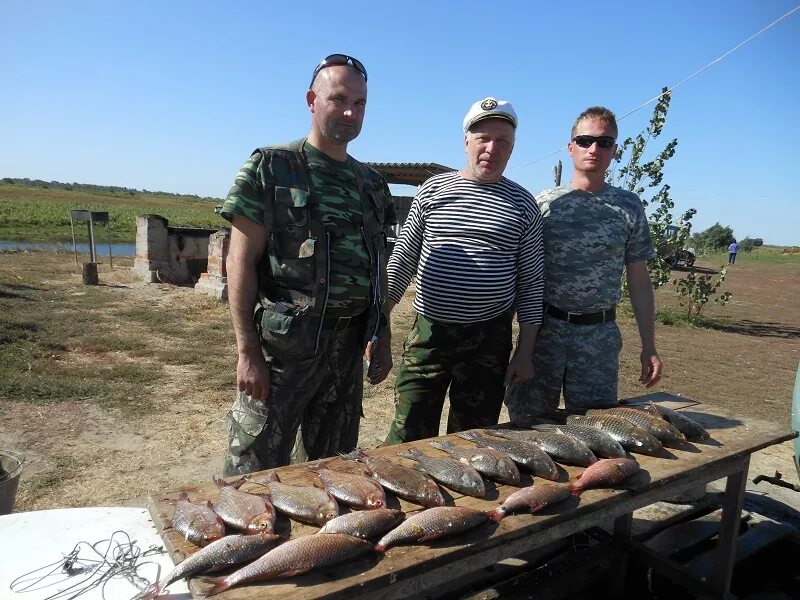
[537,184,654,312]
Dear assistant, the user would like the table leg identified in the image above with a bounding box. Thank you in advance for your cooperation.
[610,511,633,595]
[711,455,750,599]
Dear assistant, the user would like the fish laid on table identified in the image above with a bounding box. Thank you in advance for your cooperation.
[531,424,627,458]
[212,477,276,534]
[631,403,711,441]
[429,439,521,486]
[566,414,664,456]
[317,508,405,540]
[586,407,686,446]
[456,430,559,481]
[486,483,572,521]
[491,428,597,467]
[341,448,445,508]
[306,460,387,510]
[168,492,226,546]
[140,532,282,599]
[247,471,339,526]
[205,533,374,596]
[568,457,641,495]
[375,506,489,552]
[397,447,486,498]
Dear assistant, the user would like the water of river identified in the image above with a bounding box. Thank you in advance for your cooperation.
[0,241,136,256]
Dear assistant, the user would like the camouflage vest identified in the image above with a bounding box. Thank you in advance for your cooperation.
[252,139,395,360]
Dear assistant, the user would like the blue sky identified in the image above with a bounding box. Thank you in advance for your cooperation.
[2,1,799,245]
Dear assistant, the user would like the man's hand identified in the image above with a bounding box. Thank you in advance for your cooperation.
[640,351,662,388]
[237,349,271,401]
[365,331,393,385]
[504,348,534,387]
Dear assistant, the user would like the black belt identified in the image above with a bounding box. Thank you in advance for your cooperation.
[323,315,360,332]
[546,304,616,325]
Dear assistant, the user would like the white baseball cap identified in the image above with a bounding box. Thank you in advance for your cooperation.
[463,97,518,132]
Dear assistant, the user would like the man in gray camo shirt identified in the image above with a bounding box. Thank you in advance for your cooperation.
[505,106,662,422]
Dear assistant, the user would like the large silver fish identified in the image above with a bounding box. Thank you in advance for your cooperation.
[569,457,641,495]
[429,439,521,486]
[456,430,559,481]
[631,403,710,441]
[306,460,387,510]
[531,423,627,458]
[491,428,597,467]
[205,533,374,596]
[397,447,486,498]
[566,414,664,456]
[486,484,571,521]
[317,508,404,540]
[211,478,275,534]
[140,532,282,599]
[341,449,445,507]
[375,506,489,552]
[586,407,686,446]
[168,492,225,547]
[247,472,339,526]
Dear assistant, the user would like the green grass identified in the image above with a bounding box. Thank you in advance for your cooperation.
[697,247,800,265]
[0,183,226,242]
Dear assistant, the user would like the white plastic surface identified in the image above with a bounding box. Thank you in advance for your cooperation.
[0,506,190,599]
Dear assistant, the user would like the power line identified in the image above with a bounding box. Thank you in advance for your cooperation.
[508,3,800,173]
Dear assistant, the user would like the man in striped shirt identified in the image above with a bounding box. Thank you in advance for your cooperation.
[381,97,544,445]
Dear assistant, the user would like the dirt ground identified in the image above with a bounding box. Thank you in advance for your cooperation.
[1,252,799,514]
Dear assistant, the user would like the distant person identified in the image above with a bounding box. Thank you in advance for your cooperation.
[219,54,396,475]
[382,97,544,445]
[505,106,662,424]
[728,240,739,265]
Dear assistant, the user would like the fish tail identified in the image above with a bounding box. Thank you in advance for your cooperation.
[204,576,230,597]
[374,543,387,553]
[137,583,162,599]
[568,482,583,495]
[486,509,504,522]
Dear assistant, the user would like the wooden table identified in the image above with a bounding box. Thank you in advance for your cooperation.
[147,392,796,600]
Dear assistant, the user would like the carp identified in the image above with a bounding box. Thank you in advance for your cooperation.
[456,430,559,481]
[140,532,282,599]
[429,439,521,486]
[586,407,686,446]
[566,414,664,456]
[317,508,405,540]
[632,403,711,441]
[205,533,373,595]
[247,472,339,526]
[341,448,445,508]
[212,477,275,534]
[569,458,641,495]
[531,423,627,458]
[375,506,489,552]
[306,460,387,510]
[486,483,572,521]
[492,428,597,467]
[167,492,225,547]
[397,447,486,498]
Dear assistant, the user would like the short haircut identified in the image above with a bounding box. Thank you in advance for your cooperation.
[571,106,618,138]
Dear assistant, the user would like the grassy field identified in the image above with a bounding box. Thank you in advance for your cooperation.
[0,183,225,242]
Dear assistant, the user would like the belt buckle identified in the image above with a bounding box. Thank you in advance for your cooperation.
[335,316,352,331]
[566,311,579,324]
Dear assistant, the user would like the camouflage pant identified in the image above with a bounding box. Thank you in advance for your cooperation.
[504,314,622,424]
[384,311,513,445]
[223,317,367,476]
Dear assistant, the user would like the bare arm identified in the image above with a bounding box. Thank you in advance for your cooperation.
[504,323,539,386]
[626,260,662,388]
[227,215,270,400]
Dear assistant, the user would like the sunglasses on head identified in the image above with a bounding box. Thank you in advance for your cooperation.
[309,54,368,88]
[572,135,616,149]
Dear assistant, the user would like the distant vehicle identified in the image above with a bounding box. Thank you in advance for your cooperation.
[655,224,695,268]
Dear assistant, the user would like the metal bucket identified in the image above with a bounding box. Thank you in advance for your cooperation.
[0,450,25,515]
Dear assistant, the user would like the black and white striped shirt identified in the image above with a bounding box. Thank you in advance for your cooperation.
[387,172,544,324]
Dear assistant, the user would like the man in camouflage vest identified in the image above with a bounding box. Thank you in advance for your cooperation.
[505,106,662,423]
[220,54,396,475]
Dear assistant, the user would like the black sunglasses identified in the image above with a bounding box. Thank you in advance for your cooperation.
[309,54,368,88]
[572,135,616,149]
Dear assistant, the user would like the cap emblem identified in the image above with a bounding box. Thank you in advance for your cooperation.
[481,99,498,110]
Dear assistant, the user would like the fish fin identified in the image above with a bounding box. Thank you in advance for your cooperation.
[374,543,387,553]
[486,510,504,522]
[203,576,229,598]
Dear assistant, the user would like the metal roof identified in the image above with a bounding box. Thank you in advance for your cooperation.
[368,162,454,186]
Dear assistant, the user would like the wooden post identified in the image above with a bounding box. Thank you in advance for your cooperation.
[82,262,99,285]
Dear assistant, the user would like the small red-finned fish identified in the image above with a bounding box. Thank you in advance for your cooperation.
[568,457,641,495]
[246,471,339,526]
[139,532,282,599]
[429,439,521,486]
[375,506,489,552]
[212,477,275,534]
[397,447,486,498]
[204,533,374,596]
[317,508,404,540]
[306,460,387,510]
[486,483,571,522]
[167,492,225,547]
